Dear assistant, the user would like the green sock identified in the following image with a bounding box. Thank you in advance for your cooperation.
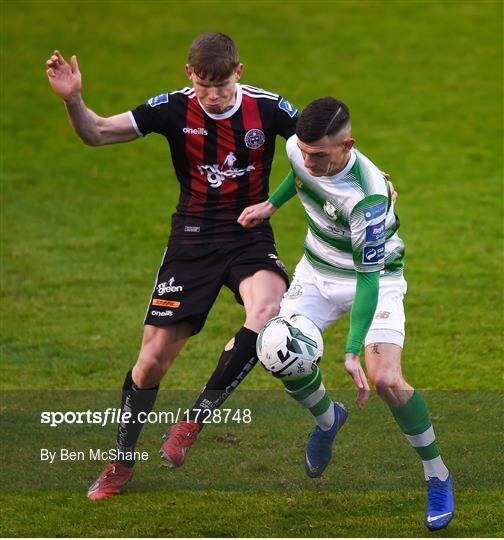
[282,366,335,430]
[390,389,449,480]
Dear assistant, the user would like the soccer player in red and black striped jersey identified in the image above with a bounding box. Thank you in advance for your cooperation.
[46,32,298,499]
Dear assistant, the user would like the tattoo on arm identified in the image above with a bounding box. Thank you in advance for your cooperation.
[372,343,380,355]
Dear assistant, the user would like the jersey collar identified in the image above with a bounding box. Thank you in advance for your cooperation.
[197,84,243,120]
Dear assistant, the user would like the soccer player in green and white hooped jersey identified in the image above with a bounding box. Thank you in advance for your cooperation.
[238,97,454,531]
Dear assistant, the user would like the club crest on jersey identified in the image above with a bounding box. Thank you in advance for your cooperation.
[278,98,298,117]
[146,93,169,107]
[244,128,265,149]
[285,279,303,299]
[323,200,339,221]
[295,177,303,189]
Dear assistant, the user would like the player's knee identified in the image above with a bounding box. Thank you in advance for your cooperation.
[134,349,168,388]
[250,301,281,326]
[372,371,401,396]
[133,362,164,389]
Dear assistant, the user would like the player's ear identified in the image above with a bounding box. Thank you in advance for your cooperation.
[344,137,355,151]
[234,63,244,80]
[185,64,193,81]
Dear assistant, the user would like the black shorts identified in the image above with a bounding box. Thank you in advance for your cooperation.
[144,239,289,333]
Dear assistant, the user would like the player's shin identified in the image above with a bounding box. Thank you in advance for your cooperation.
[187,326,258,428]
[282,366,335,429]
[116,369,159,467]
[389,389,449,480]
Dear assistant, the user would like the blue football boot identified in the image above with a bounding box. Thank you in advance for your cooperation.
[425,474,454,531]
[304,401,348,478]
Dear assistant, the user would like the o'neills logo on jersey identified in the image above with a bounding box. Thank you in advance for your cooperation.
[183,127,208,135]
[198,152,256,188]
[157,277,183,295]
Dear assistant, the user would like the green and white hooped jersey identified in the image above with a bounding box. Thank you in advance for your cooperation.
[286,135,404,278]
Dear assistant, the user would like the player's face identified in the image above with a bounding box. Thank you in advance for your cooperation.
[297,133,355,177]
[186,64,244,114]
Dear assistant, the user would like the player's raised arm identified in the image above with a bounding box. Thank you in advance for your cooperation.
[46,50,138,146]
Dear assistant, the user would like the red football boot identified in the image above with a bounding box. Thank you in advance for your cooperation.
[87,461,134,500]
[160,421,200,468]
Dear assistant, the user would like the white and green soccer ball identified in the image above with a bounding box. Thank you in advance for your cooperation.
[256,314,323,379]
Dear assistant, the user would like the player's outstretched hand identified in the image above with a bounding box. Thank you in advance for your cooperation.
[344,353,370,408]
[389,181,397,203]
[237,200,277,229]
[46,50,81,101]
[382,172,398,203]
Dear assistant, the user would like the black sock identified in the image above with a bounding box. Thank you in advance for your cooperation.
[188,326,258,428]
[116,369,159,468]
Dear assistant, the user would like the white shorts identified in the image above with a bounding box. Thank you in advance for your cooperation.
[280,256,407,348]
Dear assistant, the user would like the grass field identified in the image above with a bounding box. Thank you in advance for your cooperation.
[1,0,503,537]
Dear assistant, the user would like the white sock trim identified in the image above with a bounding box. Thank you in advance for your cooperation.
[299,382,326,409]
[315,402,335,431]
[405,425,435,447]
[422,456,449,481]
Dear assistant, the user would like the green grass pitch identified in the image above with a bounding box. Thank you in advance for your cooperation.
[1,0,503,537]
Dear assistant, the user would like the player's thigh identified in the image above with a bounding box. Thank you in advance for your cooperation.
[138,322,193,366]
[239,269,287,328]
[133,323,193,387]
[364,342,403,384]
[364,276,407,383]
[144,242,225,335]
[364,342,412,406]
[365,276,407,350]
[225,239,289,330]
[279,257,336,332]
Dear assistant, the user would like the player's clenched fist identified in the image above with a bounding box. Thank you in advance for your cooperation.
[237,201,277,229]
[46,50,81,101]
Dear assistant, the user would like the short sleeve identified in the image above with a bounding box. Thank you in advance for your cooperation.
[130,92,172,137]
[350,195,387,272]
[273,96,299,139]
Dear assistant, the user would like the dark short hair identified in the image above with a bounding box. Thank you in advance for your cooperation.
[296,97,350,143]
[188,32,239,81]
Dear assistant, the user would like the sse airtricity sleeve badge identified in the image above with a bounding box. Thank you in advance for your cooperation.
[278,98,298,118]
[146,93,169,107]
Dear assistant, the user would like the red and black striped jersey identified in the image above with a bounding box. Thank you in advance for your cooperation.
[130,83,298,244]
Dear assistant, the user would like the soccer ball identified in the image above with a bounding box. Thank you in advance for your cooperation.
[256,314,323,379]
